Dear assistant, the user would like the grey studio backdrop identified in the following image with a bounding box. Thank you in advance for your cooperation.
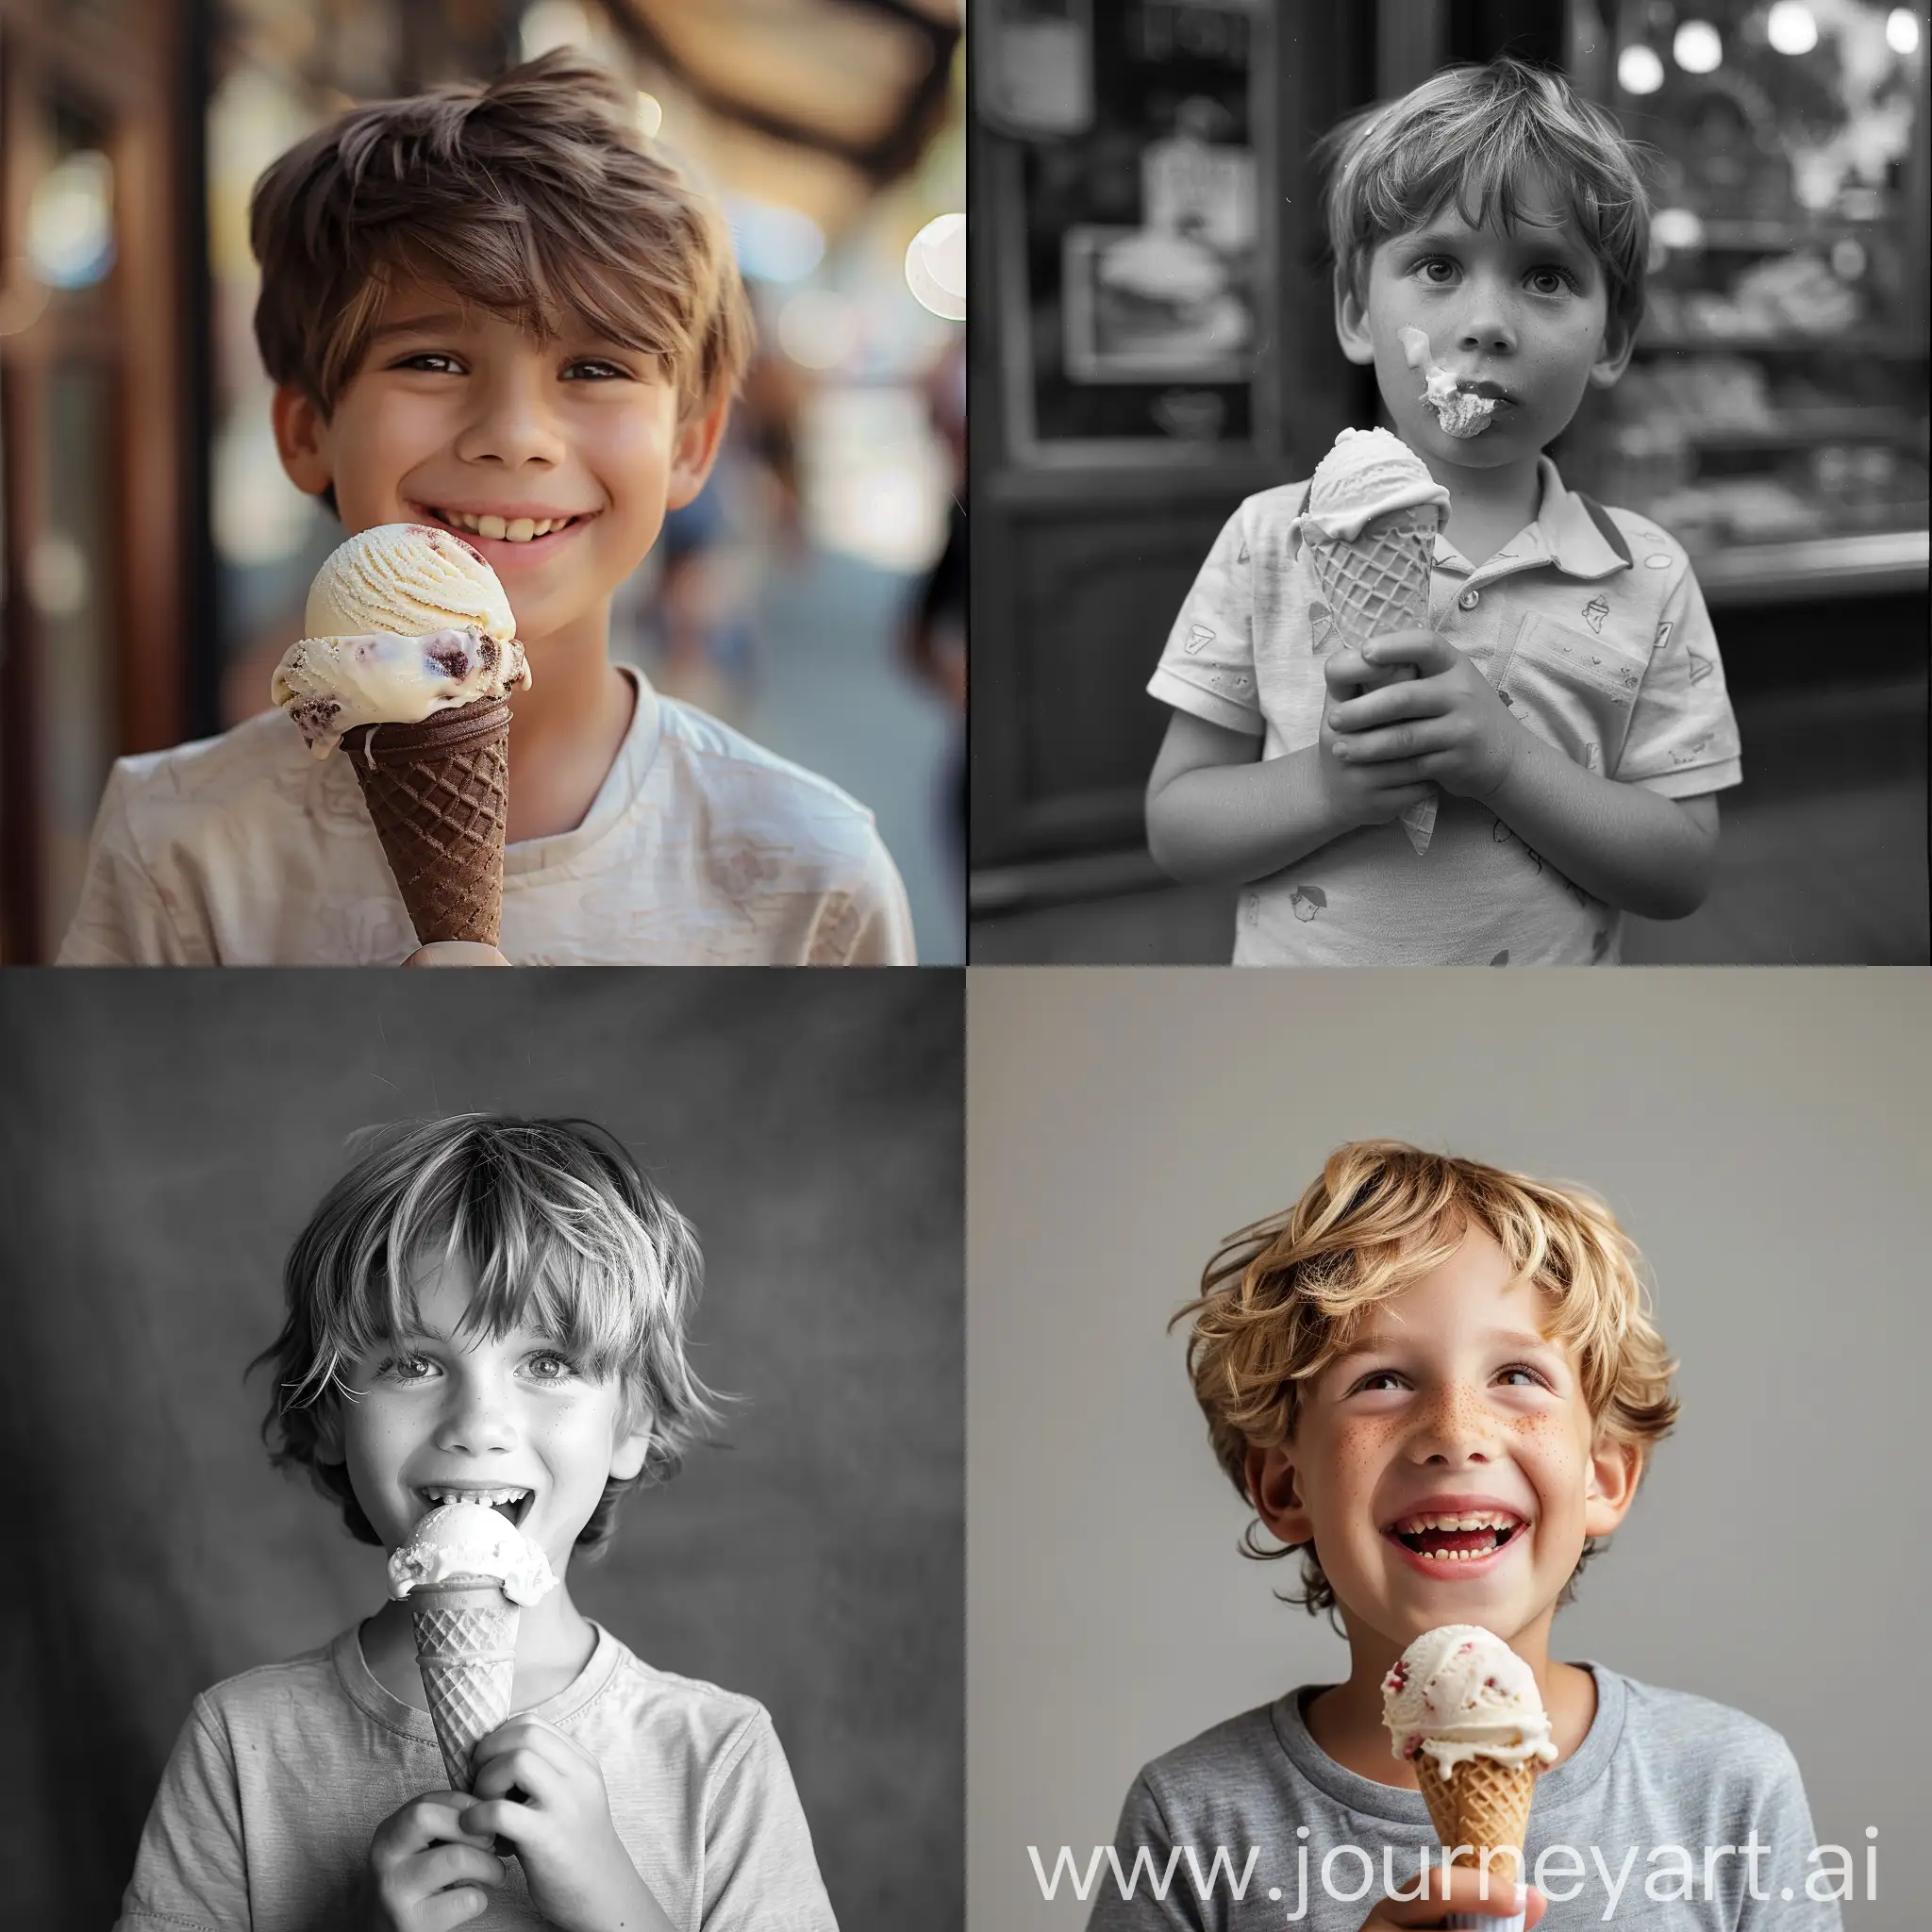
[0,971,962,1932]
[967,968,1924,1932]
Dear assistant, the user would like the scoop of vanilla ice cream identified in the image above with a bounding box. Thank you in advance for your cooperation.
[306,523,517,643]
[387,1500,557,1607]
[1291,426,1451,550]
[1381,1624,1558,1775]
[271,626,531,759]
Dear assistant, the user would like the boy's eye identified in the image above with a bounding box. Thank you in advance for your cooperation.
[375,1353,437,1383]
[1499,1363,1549,1388]
[525,1350,581,1381]
[1526,265,1578,295]
[1413,256,1457,284]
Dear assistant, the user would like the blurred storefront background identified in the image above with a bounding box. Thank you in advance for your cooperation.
[969,0,1927,965]
[0,0,965,963]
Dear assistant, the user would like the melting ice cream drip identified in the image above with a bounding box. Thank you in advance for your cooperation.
[1399,328,1500,440]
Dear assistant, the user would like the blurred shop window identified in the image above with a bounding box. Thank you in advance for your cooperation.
[1565,0,1929,604]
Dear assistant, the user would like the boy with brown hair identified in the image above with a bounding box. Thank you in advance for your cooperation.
[60,51,915,966]
[1088,1141,1837,1929]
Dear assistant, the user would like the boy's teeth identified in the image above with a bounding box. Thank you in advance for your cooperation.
[440,509,572,541]
[1398,1511,1516,1533]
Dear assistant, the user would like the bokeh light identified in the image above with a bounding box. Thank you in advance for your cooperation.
[1673,21,1724,72]
[1886,8,1920,55]
[777,289,859,371]
[1766,3,1820,55]
[1618,44,1667,93]
[724,197,825,284]
[904,212,966,321]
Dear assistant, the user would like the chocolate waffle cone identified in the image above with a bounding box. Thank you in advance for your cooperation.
[1307,502,1441,855]
[347,696,511,946]
[1415,1750,1538,1931]
[409,1575,520,1792]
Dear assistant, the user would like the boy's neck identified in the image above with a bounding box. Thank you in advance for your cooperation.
[503,600,637,844]
[1306,1617,1597,1789]
[360,1578,601,1714]
[1424,447,1544,571]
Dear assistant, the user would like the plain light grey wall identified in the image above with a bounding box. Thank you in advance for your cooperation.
[968,968,1925,1931]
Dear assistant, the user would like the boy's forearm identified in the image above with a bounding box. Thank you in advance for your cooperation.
[1147,744,1350,884]
[1485,734,1715,918]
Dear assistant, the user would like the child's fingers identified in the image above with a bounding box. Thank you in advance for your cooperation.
[404,1841,508,1901]
[1323,647,1375,696]
[1329,676,1445,735]
[416,1885,494,1932]
[1370,1862,1535,1924]
[373,1794,494,1864]
[1333,714,1463,767]
[1360,628,1453,675]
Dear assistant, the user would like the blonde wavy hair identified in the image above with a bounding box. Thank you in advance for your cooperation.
[1173,1141,1678,1619]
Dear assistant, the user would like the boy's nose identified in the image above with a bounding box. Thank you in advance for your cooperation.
[1454,289,1517,358]
[434,1380,520,1453]
[455,377,569,469]
[1408,1384,1502,1459]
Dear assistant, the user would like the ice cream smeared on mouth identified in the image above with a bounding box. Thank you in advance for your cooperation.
[387,1498,557,1606]
[1398,327,1503,439]
[1381,1624,1558,1774]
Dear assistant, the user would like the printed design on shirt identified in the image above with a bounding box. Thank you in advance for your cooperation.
[1244,892,1260,926]
[1184,624,1216,655]
[1643,554,1673,569]
[1688,650,1716,685]
[1206,672,1254,700]
[1563,876,1592,910]
[706,840,790,900]
[1491,950,1509,966]
[1237,541,1251,563]
[1309,601,1335,655]
[1491,819,1542,874]
[1582,741,1603,774]
[1654,620,1674,656]
[1582,595,1610,634]
[1591,928,1611,962]
[1670,733,1716,766]
[1290,883,1326,922]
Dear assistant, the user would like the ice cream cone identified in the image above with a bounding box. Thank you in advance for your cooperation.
[347,696,511,947]
[1307,503,1441,854]
[409,1574,520,1792]
[1415,1751,1538,1932]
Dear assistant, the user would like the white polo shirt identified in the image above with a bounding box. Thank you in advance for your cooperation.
[1149,455,1741,965]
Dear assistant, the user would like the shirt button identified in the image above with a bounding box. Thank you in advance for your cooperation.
[1458,589,1480,609]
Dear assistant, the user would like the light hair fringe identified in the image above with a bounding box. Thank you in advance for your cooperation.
[249,48,754,514]
[1172,1141,1678,1624]
[252,1114,730,1557]
[1314,56,1656,355]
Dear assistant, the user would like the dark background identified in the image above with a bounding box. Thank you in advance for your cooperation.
[0,969,963,1931]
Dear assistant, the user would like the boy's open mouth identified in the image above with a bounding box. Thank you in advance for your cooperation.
[410,502,597,556]
[416,1484,534,1527]
[1384,1508,1525,1562]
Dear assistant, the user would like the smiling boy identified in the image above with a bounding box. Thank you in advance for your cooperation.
[60,52,915,966]
[1088,1141,1837,1930]
[1144,60,1740,965]
[114,1116,838,1931]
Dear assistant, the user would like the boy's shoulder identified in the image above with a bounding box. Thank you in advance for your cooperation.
[1605,1662,1799,1772]
[647,691,891,882]
[1126,1697,1289,1804]
[107,708,339,826]
[190,1638,345,1738]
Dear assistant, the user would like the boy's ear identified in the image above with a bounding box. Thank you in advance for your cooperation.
[608,1414,655,1485]
[1581,1431,1641,1537]
[1245,1443,1314,1546]
[1588,308,1639,390]
[664,390,731,512]
[271,382,336,498]
[1333,266,1377,369]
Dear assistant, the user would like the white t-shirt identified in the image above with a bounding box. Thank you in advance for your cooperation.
[58,669,915,965]
[114,1621,840,1932]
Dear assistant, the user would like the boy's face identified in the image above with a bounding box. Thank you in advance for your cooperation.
[322,1252,653,1577]
[273,278,728,646]
[1336,176,1632,471]
[1248,1223,1639,1651]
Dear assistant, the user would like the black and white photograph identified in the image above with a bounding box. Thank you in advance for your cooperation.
[0,970,963,1931]
[970,1,1927,964]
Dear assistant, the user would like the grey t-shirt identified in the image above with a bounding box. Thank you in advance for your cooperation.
[1086,1665,1840,1929]
[114,1621,838,1932]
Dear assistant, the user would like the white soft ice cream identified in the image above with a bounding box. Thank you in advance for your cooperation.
[271,524,531,758]
[1381,1624,1558,1776]
[1398,327,1501,439]
[1290,426,1452,550]
[387,1500,557,1607]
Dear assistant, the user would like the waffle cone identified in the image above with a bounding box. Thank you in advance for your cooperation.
[347,697,511,946]
[409,1577,520,1792]
[1309,504,1441,854]
[1415,1751,1538,1929]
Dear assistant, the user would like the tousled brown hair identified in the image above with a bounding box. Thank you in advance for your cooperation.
[1173,1141,1679,1624]
[250,49,754,513]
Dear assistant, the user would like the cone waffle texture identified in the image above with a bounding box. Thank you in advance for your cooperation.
[410,1578,520,1792]
[1415,1750,1538,1931]
[348,696,511,946]
[1308,504,1441,854]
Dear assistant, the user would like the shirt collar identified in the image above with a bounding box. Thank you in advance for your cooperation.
[1529,455,1632,579]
